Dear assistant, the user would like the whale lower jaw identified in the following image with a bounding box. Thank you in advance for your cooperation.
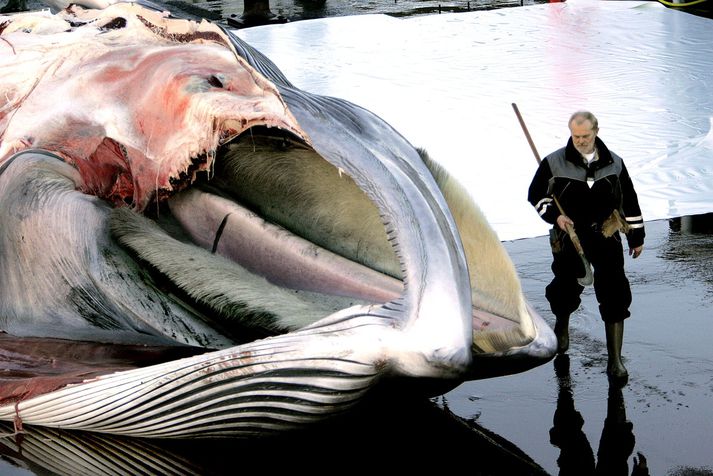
[0,310,470,438]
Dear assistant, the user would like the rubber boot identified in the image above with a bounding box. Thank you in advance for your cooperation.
[605,321,628,385]
[554,314,570,354]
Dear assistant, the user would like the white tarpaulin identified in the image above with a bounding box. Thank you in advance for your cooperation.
[237,0,713,241]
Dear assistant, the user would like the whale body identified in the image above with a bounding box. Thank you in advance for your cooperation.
[0,4,555,437]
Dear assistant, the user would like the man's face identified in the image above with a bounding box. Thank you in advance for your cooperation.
[569,120,598,155]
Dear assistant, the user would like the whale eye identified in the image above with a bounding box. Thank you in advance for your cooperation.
[207,75,224,88]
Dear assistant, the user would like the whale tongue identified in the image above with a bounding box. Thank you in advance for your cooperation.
[168,188,404,303]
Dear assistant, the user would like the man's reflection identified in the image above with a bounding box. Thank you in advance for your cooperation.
[549,354,596,475]
[549,354,649,476]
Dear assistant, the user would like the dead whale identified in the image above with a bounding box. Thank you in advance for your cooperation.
[0,3,555,437]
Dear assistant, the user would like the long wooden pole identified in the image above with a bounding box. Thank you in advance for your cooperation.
[512,103,593,286]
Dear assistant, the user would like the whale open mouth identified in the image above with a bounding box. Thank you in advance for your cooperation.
[108,121,547,372]
[109,127,407,342]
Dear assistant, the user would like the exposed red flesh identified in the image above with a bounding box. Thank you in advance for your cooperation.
[0,332,205,407]
[0,4,309,210]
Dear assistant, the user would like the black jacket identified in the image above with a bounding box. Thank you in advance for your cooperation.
[528,137,645,248]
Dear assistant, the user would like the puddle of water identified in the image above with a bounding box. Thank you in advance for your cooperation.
[461,217,713,475]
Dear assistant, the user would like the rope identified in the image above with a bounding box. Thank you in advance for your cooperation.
[657,0,708,8]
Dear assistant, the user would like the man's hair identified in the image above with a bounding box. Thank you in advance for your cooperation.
[568,110,599,131]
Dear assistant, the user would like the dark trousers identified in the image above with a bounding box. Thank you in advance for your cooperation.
[546,228,632,323]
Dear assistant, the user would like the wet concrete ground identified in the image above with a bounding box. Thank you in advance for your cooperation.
[448,216,713,475]
[3,0,548,21]
[219,0,536,26]
[204,0,713,24]
[2,217,711,476]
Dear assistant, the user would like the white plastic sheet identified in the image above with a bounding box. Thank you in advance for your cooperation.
[237,0,713,241]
